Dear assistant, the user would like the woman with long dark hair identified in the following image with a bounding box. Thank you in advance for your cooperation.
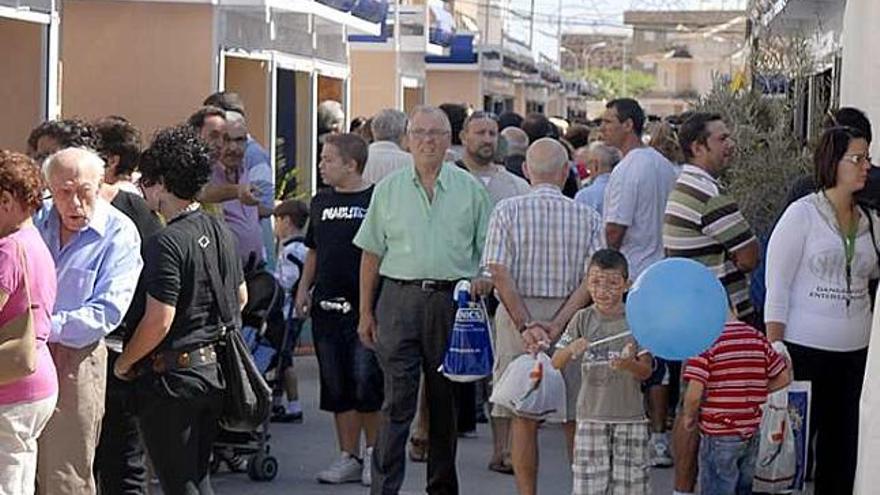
[113,126,246,494]
[765,126,877,493]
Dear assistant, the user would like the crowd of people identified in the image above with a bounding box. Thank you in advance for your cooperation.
[0,90,876,495]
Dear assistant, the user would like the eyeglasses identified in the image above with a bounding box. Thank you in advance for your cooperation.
[408,128,451,139]
[841,153,872,165]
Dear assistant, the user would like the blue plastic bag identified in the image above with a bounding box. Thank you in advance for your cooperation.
[439,282,493,383]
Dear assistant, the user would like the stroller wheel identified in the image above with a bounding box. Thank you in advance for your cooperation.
[247,453,278,481]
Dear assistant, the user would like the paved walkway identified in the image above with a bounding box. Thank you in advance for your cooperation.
[208,355,676,494]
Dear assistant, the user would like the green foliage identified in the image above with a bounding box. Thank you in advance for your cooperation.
[275,136,311,202]
[583,68,656,100]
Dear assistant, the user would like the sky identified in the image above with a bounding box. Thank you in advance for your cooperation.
[560,0,747,34]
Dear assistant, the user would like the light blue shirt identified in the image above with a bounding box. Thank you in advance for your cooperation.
[38,199,143,349]
[245,137,277,270]
[574,173,610,215]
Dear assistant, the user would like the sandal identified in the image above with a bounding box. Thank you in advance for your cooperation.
[488,459,514,475]
[409,438,428,463]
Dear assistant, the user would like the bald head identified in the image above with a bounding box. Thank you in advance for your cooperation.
[501,127,529,156]
[524,138,569,185]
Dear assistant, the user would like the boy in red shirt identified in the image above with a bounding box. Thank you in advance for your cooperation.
[681,315,791,495]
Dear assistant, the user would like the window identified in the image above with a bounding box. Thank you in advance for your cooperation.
[643,30,656,42]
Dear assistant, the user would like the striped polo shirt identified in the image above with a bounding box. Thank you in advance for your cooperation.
[683,321,787,437]
[663,165,757,318]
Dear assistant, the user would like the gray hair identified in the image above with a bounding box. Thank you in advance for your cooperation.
[501,127,529,155]
[371,109,408,144]
[407,105,451,132]
[225,110,246,126]
[588,141,622,171]
[318,100,345,133]
[43,147,105,184]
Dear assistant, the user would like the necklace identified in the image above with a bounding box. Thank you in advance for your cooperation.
[167,202,200,223]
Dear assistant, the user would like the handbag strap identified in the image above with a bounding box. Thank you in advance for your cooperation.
[198,215,235,330]
[14,238,34,320]
[861,205,880,263]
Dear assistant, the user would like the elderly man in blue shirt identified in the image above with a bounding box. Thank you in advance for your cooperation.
[35,147,142,495]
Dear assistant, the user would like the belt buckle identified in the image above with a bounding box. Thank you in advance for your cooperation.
[177,352,191,368]
[420,280,434,291]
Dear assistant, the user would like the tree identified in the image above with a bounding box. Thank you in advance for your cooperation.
[583,68,656,100]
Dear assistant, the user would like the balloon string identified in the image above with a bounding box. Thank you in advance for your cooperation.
[590,331,632,347]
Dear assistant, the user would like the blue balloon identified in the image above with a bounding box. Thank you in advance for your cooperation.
[625,258,728,360]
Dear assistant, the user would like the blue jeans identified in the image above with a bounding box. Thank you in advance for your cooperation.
[699,434,758,495]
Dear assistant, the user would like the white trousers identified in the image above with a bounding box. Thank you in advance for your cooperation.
[0,395,57,495]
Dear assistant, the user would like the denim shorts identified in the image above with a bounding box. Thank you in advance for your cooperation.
[698,433,759,495]
[311,308,384,413]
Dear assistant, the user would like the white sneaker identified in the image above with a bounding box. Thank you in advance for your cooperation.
[362,446,373,486]
[649,437,673,467]
[316,452,362,484]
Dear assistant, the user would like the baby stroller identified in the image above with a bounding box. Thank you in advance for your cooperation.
[211,268,284,482]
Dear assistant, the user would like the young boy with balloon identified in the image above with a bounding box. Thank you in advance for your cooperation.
[552,249,654,495]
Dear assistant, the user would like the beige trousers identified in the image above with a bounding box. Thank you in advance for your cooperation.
[37,341,107,495]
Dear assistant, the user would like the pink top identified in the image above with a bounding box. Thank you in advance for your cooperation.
[0,225,58,405]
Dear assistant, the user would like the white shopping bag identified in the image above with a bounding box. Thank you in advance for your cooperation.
[489,353,566,422]
[753,385,797,492]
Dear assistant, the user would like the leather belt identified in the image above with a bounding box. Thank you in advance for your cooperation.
[387,278,456,292]
[149,345,217,374]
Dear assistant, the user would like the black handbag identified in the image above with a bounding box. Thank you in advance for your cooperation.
[202,219,272,432]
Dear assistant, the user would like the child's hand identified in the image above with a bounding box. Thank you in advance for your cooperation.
[569,338,589,358]
[610,343,636,370]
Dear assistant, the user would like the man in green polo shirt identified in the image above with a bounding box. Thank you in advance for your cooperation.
[355,105,493,495]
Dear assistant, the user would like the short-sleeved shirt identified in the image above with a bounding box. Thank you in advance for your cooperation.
[664,165,757,318]
[110,190,163,344]
[0,226,58,405]
[557,306,648,423]
[455,160,530,205]
[683,321,786,437]
[363,141,414,185]
[210,164,264,266]
[305,186,373,305]
[482,184,605,298]
[603,147,679,279]
[143,209,243,392]
[574,173,610,215]
[354,163,492,280]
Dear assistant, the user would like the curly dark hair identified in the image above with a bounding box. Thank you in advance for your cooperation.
[0,150,44,213]
[27,118,102,156]
[95,116,142,179]
[139,126,211,201]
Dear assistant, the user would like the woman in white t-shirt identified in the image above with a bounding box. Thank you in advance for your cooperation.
[765,126,877,494]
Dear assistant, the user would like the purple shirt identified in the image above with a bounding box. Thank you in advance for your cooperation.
[0,225,58,405]
[211,164,265,266]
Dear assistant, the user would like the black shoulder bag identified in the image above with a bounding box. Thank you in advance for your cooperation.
[202,219,272,432]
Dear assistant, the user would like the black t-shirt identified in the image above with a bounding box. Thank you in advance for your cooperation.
[143,209,243,393]
[305,186,373,305]
[110,190,163,341]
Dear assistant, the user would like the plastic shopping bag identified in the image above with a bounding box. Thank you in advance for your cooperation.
[754,341,811,493]
[489,353,566,422]
[753,385,797,492]
[438,282,494,382]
